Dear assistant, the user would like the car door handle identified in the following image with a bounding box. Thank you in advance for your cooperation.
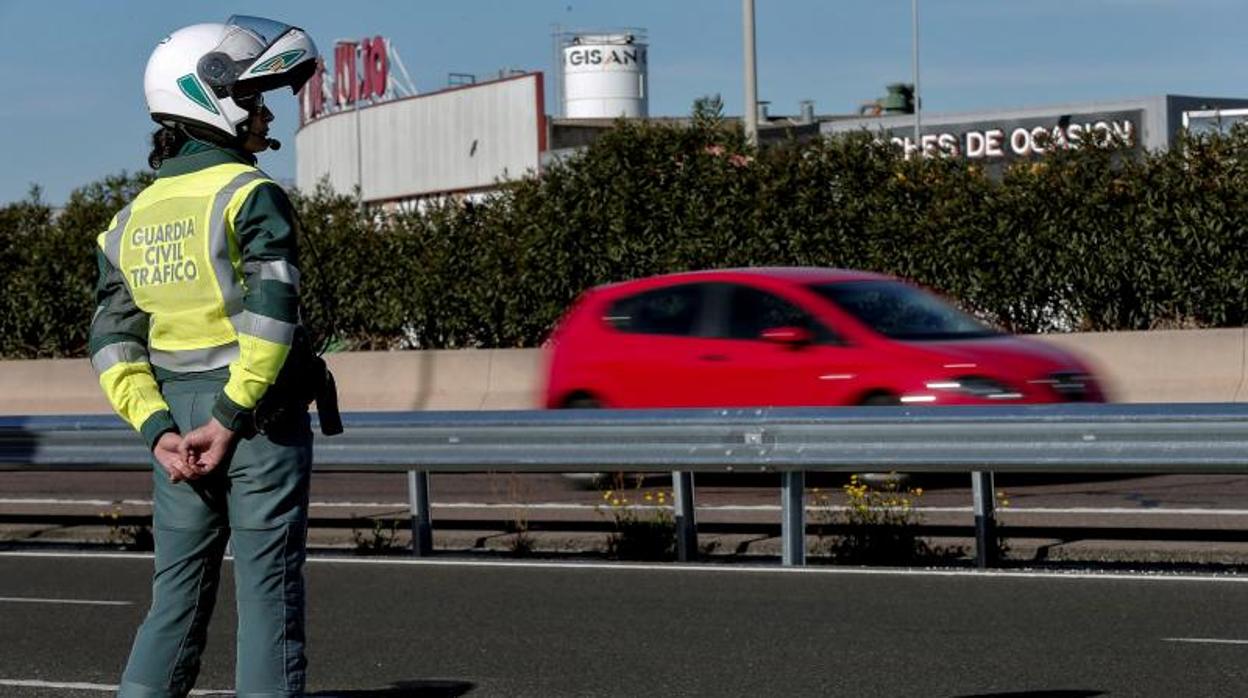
[698,354,729,362]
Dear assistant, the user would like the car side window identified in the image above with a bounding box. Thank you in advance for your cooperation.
[721,284,840,344]
[605,284,704,336]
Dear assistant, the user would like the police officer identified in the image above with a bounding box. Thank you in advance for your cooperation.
[89,16,319,697]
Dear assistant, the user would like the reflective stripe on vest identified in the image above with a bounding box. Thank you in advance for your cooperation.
[101,203,133,270]
[90,341,148,375]
[244,259,301,290]
[149,343,241,372]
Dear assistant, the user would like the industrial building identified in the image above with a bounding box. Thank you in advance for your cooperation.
[295,31,1248,207]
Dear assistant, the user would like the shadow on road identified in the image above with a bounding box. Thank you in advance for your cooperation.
[311,680,475,697]
[953,691,1104,698]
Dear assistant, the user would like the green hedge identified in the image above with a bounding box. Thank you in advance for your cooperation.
[5,117,1248,359]
[0,174,151,358]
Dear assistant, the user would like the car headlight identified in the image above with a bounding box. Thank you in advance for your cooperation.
[924,376,1023,400]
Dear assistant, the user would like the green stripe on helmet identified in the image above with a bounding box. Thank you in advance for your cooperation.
[176,74,220,115]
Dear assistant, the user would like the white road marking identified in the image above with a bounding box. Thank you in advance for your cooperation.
[4,549,1248,583]
[0,498,154,506]
[0,679,229,694]
[9,496,1248,516]
[0,596,130,606]
[1163,638,1248,645]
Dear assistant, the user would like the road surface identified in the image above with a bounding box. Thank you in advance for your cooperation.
[2,552,1247,696]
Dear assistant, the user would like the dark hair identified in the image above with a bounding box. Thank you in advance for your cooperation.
[148,125,188,170]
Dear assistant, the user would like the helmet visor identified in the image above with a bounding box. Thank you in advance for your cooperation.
[225,15,294,48]
[229,15,318,96]
[199,15,314,98]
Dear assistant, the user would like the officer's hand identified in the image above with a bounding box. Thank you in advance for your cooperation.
[153,432,196,484]
[179,418,239,476]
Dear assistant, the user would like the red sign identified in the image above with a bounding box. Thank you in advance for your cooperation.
[334,41,358,106]
[360,37,389,102]
[300,35,389,125]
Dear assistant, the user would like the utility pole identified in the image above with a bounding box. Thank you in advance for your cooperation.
[743,0,758,147]
[912,0,922,156]
[552,25,563,118]
[355,69,363,212]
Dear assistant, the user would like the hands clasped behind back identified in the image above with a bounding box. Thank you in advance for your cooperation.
[152,432,197,483]
[153,419,239,483]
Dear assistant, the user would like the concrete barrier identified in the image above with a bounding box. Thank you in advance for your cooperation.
[0,358,112,415]
[322,349,543,411]
[0,349,546,416]
[0,328,1242,416]
[1035,328,1247,403]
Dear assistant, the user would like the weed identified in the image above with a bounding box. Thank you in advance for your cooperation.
[505,519,536,557]
[813,475,961,565]
[490,472,538,556]
[599,474,676,561]
[351,516,402,555]
[99,504,153,551]
[994,488,1012,560]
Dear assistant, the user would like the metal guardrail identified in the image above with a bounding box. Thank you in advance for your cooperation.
[5,403,1248,566]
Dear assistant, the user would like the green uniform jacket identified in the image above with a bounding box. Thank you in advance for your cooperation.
[88,142,302,449]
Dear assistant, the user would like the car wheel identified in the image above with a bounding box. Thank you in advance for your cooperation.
[859,392,900,407]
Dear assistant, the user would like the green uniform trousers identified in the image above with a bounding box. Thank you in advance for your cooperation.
[118,378,313,698]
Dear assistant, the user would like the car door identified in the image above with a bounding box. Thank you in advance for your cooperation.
[596,282,724,407]
[691,283,875,407]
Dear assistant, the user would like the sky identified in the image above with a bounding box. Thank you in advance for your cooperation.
[1,0,1245,204]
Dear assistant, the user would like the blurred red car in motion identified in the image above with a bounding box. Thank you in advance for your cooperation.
[542,268,1105,409]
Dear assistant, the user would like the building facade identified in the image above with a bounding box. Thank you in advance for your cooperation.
[296,72,546,207]
[819,95,1248,162]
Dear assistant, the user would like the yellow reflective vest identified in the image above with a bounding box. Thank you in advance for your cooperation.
[89,146,301,448]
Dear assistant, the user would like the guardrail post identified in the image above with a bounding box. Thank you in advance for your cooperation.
[672,471,697,562]
[408,469,433,557]
[781,470,806,566]
[971,470,998,568]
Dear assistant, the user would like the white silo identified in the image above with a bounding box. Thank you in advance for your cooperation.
[561,30,648,118]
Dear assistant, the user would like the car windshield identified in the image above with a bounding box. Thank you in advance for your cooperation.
[807,280,1000,340]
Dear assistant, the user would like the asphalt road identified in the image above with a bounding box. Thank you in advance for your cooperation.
[3,552,1248,696]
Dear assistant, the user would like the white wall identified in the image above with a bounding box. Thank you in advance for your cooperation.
[296,73,544,201]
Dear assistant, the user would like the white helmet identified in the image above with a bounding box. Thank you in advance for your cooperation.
[144,15,318,139]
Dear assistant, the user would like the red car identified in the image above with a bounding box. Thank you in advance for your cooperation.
[542,267,1105,409]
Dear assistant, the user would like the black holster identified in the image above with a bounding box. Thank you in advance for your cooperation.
[254,331,343,436]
